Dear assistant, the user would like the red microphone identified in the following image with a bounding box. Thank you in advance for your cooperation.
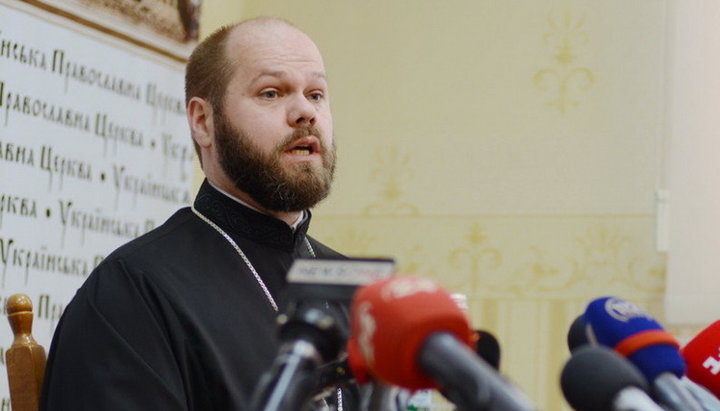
[682,320,720,398]
[348,275,473,389]
[348,275,536,410]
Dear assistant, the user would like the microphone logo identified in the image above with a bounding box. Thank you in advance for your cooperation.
[356,301,377,366]
[604,297,653,322]
[703,348,720,375]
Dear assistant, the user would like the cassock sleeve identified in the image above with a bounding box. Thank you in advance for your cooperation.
[40,258,188,411]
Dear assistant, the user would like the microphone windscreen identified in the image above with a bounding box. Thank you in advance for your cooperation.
[350,275,472,390]
[474,330,501,370]
[584,296,685,381]
[681,320,720,397]
[567,314,589,353]
[560,345,649,411]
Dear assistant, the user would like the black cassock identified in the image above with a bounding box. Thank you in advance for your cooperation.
[40,180,350,410]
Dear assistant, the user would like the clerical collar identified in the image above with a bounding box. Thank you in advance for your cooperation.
[207,180,306,230]
[193,180,311,251]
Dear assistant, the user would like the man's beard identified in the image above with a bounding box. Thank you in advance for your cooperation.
[214,110,336,213]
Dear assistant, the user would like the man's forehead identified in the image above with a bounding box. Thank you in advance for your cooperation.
[226,21,320,59]
[224,24,325,79]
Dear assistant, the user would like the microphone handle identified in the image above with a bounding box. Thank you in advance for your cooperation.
[252,339,322,411]
[682,378,720,411]
[363,381,407,411]
[652,373,704,411]
[418,332,535,411]
[613,387,664,411]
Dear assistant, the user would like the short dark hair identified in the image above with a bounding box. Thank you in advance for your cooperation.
[184,24,238,161]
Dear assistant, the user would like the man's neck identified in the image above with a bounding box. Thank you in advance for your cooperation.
[207,179,304,228]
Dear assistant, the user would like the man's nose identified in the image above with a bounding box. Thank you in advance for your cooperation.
[287,94,317,127]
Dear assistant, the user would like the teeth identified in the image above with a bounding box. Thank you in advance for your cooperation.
[290,148,311,155]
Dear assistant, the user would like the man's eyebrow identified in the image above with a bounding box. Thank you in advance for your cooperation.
[250,70,327,84]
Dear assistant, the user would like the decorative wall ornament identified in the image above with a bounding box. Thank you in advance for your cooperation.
[449,223,507,293]
[363,147,419,216]
[533,9,595,114]
[394,244,438,279]
[322,226,377,256]
[571,224,664,292]
[517,246,569,291]
[442,221,663,298]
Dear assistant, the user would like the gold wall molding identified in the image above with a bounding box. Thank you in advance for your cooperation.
[533,9,595,114]
[312,215,664,299]
[449,223,503,292]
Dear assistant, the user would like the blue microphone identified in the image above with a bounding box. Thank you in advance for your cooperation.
[584,296,703,411]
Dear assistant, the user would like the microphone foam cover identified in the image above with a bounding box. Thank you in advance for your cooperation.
[584,296,685,381]
[567,314,589,353]
[682,320,720,397]
[560,345,649,411]
[474,329,501,370]
[350,275,472,390]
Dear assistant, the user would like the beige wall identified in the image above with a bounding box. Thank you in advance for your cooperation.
[664,1,720,326]
[195,1,690,409]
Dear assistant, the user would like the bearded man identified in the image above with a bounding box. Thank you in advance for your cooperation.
[41,17,351,410]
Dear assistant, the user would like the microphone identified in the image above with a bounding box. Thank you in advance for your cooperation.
[584,296,703,411]
[314,357,355,393]
[682,320,720,398]
[567,314,590,353]
[474,329,501,371]
[250,301,345,411]
[359,381,410,411]
[682,377,720,411]
[560,345,663,411]
[349,275,536,411]
[251,258,395,410]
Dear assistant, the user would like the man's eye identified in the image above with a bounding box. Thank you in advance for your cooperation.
[260,90,278,99]
[308,92,323,101]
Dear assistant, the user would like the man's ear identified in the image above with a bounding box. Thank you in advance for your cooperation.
[187,97,214,149]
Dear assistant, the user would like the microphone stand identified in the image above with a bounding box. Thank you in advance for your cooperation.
[251,303,345,411]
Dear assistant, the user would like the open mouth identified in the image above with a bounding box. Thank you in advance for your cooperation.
[289,146,313,155]
[286,136,321,156]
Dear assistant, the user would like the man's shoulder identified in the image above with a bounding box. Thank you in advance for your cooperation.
[96,207,196,270]
[73,207,204,307]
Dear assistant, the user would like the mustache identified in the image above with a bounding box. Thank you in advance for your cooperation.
[278,125,324,152]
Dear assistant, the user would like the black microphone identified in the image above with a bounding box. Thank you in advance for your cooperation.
[567,314,589,353]
[250,302,345,411]
[417,330,501,409]
[474,329,501,371]
[251,258,395,410]
[560,345,663,411]
[451,294,502,371]
[418,332,534,411]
